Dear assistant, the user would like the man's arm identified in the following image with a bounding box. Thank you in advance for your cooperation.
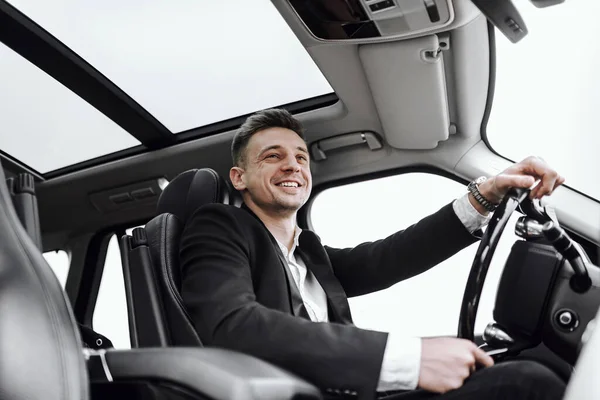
[453,193,491,234]
[180,204,388,396]
[325,202,478,298]
[374,158,565,394]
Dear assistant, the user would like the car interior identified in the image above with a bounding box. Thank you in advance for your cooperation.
[1,0,599,399]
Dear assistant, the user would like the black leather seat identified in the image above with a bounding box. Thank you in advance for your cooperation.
[0,166,89,400]
[0,163,321,400]
[121,168,241,347]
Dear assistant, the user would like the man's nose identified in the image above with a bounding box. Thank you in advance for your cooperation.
[281,155,301,172]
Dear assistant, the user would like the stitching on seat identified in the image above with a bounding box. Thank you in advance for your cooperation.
[145,216,170,344]
[208,169,220,203]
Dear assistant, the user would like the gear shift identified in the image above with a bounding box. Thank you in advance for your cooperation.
[479,323,516,358]
[483,323,515,347]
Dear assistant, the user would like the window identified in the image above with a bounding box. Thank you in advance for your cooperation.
[93,234,130,349]
[8,0,334,133]
[310,173,521,337]
[0,42,139,173]
[487,0,600,200]
[43,249,70,288]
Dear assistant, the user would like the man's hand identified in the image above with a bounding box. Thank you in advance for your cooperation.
[418,337,494,394]
[470,156,565,215]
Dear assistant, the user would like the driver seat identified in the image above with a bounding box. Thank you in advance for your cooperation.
[0,163,321,400]
[121,168,241,347]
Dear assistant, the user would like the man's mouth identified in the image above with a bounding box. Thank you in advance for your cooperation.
[276,181,301,188]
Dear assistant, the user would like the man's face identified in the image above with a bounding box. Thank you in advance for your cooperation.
[231,127,312,215]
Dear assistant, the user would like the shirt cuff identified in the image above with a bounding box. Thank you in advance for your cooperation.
[377,334,421,392]
[452,193,492,234]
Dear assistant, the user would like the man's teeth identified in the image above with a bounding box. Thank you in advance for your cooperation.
[278,182,299,187]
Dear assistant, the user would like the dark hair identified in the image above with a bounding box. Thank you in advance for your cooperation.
[231,109,305,167]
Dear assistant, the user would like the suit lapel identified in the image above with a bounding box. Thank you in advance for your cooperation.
[240,204,310,320]
[297,232,353,324]
[270,238,311,320]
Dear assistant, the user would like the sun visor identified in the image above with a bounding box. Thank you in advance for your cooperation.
[359,35,450,149]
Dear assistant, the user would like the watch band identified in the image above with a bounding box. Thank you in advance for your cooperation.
[467,176,498,212]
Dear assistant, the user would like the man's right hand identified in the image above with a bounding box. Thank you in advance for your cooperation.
[418,337,494,393]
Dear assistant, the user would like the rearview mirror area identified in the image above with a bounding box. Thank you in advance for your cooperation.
[471,0,565,43]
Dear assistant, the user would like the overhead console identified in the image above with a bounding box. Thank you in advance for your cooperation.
[288,0,453,40]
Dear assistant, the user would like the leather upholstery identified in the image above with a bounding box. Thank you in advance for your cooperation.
[157,168,232,222]
[145,214,201,346]
[91,348,321,400]
[126,168,237,347]
[0,161,319,400]
[0,163,89,400]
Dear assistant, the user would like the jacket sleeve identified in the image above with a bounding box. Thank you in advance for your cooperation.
[179,204,388,397]
[325,202,479,297]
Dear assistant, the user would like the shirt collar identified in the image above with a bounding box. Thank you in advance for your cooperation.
[276,226,303,258]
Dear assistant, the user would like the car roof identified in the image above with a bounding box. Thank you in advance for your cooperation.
[0,0,598,250]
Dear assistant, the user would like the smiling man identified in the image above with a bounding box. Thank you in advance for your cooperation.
[180,109,566,399]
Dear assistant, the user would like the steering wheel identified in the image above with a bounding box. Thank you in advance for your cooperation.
[457,187,542,345]
[454,186,600,394]
[456,185,600,377]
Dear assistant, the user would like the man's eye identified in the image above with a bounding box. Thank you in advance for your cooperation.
[297,155,308,161]
[267,154,279,159]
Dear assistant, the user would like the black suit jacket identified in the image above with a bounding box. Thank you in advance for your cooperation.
[179,202,478,397]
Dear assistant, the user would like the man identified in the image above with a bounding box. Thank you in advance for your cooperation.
[180,109,566,399]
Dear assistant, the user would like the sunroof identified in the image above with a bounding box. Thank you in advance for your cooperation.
[8,0,334,133]
[0,42,140,174]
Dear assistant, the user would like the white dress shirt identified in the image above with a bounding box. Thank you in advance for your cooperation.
[273,193,491,392]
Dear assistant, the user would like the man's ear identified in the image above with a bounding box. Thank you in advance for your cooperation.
[230,166,247,191]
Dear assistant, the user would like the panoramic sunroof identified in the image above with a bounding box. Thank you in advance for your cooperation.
[0,42,140,174]
[8,0,334,133]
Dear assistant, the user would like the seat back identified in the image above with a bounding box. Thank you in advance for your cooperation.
[7,173,114,351]
[0,163,89,400]
[122,168,238,347]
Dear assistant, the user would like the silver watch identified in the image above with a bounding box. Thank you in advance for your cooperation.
[467,176,498,212]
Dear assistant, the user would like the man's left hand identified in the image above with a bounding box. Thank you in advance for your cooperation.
[472,156,565,214]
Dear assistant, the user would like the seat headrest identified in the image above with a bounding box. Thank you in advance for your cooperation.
[157,168,237,221]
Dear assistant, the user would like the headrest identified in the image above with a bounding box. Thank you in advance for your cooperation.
[157,168,238,221]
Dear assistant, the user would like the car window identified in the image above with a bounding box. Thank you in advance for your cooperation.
[92,234,130,349]
[310,172,521,337]
[43,249,69,288]
[487,0,600,200]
